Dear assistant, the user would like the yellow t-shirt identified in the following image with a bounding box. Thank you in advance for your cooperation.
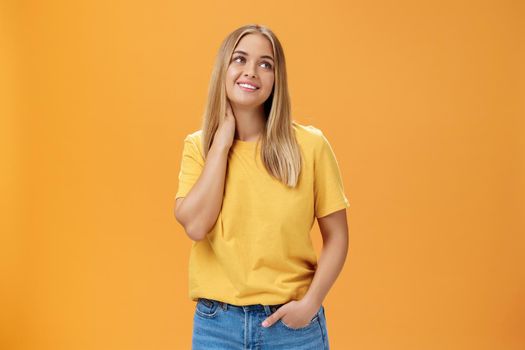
[175,121,350,306]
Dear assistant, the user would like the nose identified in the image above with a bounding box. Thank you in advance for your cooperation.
[243,62,257,78]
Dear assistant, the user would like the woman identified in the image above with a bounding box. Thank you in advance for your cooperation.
[174,23,350,350]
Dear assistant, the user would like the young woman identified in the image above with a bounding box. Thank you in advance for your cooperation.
[174,23,350,350]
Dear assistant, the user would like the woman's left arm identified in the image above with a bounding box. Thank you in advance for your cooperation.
[261,208,349,328]
[302,208,349,308]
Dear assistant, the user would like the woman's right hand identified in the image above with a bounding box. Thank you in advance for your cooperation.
[213,99,236,150]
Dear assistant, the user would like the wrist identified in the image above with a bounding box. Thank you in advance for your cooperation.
[210,142,231,155]
[301,292,323,308]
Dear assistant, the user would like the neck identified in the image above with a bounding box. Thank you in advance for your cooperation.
[231,103,266,141]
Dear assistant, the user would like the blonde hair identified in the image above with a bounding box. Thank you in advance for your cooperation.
[199,24,302,188]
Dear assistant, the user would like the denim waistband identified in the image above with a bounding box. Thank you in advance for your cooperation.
[198,297,286,315]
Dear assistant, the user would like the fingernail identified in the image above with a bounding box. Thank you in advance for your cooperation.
[262,321,268,327]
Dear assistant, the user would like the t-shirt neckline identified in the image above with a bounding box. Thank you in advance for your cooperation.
[232,138,260,150]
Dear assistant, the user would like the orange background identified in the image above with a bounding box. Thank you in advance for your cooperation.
[2,1,524,349]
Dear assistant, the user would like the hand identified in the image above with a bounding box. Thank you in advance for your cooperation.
[212,99,236,150]
[261,298,320,329]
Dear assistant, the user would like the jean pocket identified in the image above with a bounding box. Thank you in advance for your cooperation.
[195,298,220,319]
[278,305,322,331]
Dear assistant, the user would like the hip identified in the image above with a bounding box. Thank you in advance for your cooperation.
[192,297,330,350]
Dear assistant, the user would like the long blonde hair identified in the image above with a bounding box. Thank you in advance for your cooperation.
[199,24,302,188]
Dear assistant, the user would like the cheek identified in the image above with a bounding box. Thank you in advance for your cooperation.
[225,72,234,85]
[263,76,275,92]
[226,66,239,82]
[225,72,237,94]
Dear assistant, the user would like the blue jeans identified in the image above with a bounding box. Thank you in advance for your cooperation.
[192,298,330,349]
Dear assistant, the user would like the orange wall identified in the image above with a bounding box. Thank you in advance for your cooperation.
[2,0,524,349]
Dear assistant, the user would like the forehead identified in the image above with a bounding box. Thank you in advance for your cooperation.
[234,33,274,57]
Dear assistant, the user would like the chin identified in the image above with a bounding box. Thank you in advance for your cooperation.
[231,101,261,109]
[229,96,266,107]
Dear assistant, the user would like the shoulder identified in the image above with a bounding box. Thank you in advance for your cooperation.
[292,121,326,149]
[182,129,204,156]
[184,129,203,143]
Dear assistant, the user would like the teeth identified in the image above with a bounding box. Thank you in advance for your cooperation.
[238,83,257,90]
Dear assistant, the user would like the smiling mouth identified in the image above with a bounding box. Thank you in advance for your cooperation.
[237,82,259,91]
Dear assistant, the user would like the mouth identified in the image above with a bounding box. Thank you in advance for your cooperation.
[236,82,259,91]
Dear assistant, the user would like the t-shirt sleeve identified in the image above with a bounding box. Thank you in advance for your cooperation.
[175,134,205,199]
[314,132,351,218]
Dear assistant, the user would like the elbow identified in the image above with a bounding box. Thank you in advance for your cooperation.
[176,215,208,241]
[185,222,207,241]
[186,221,213,241]
[175,209,196,240]
[174,203,213,241]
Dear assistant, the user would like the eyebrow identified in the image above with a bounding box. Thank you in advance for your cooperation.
[233,50,274,62]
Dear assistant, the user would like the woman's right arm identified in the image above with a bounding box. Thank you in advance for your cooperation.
[174,101,236,241]
[175,142,230,241]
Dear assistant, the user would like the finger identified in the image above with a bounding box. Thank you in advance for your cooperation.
[261,310,282,328]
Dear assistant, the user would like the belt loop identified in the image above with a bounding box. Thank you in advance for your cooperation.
[263,305,271,316]
[221,302,227,311]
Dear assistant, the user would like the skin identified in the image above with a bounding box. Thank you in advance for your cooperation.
[261,209,349,329]
[224,32,275,142]
[180,32,350,329]
[174,33,274,236]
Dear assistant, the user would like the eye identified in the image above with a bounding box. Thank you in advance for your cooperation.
[261,61,273,69]
[232,56,245,63]
[232,56,273,70]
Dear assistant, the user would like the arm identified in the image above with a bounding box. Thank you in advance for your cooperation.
[175,142,230,241]
[261,208,349,328]
[302,208,349,308]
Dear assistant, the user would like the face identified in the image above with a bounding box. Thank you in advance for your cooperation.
[225,33,275,109]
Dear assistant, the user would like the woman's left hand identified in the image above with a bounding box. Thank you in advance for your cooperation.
[261,298,320,329]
